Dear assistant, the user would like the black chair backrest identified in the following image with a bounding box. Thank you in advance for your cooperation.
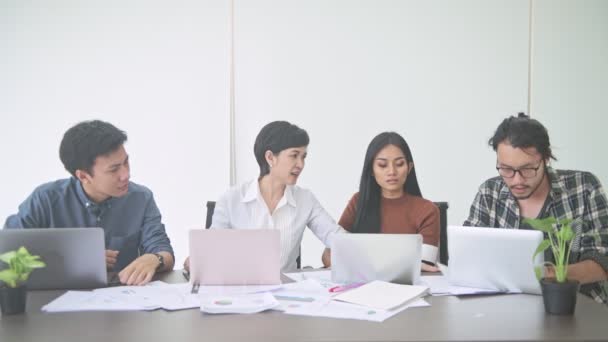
[433,202,449,265]
[205,201,215,229]
[204,200,301,269]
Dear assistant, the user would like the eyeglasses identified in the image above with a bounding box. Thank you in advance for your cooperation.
[496,161,544,179]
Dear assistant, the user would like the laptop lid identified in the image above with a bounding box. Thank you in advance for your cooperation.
[331,233,422,285]
[0,228,107,290]
[189,229,281,285]
[447,226,544,294]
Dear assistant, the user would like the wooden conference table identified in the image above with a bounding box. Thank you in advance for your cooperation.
[1,270,608,342]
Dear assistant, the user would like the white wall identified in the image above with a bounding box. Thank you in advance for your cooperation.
[0,0,232,265]
[530,0,608,186]
[0,0,605,268]
[233,0,529,267]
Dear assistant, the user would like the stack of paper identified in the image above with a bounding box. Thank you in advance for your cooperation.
[332,280,429,310]
[420,275,521,296]
[285,298,429,322]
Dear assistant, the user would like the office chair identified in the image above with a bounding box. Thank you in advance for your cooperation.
[433,202,449,265]
[205,201,302,269]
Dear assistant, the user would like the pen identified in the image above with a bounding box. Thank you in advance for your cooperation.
[328,282,365,293]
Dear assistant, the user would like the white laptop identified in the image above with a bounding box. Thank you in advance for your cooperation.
[447,226,544,294]
[189,229,281,285]
[0,228,108,290]
[331,233,422,285]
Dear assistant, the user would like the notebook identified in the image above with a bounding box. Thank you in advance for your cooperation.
[447,225,544,294]
[0,228,108,289]
[189,229,281,285]
[331,233,422,285]
[333,280,429,310]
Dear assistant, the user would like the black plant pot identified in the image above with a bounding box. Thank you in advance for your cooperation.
[0,285,27,315]
[540,278,579,315]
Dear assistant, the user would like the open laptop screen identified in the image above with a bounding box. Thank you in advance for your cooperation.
[0,228,107,289]
[189,229,281,285]
[331,233,422,285]
[447,225,544,294]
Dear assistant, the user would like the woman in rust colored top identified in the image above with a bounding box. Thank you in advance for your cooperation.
[322,132,440,272]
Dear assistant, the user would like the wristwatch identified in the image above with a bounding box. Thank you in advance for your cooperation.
[154,253,165,271]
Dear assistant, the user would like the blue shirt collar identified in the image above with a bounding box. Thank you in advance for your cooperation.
[72,177,115,209]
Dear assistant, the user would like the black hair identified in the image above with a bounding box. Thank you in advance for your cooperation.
[489,112,556,161]
[59,120,128,177]
[253,121,310,178]
[352,132,422,234]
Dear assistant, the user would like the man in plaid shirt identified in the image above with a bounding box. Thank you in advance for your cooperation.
[464,113,608,304]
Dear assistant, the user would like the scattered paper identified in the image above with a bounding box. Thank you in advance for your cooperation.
[200,292,279,314]
[43,282,199,312]
[420,275,520,296]
[271,279,331,312]
[196,284,282,296]
[283,270,340,290]
[285,298,430,322]
[42,275,433,322]
[42,291,151,312]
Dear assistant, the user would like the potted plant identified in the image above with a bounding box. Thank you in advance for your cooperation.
[0,246,46,315]
[523,217,579,315]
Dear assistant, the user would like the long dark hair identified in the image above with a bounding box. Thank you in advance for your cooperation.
[351,132,422,233]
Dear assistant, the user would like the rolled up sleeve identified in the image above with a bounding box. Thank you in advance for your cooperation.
[140,194,174,257]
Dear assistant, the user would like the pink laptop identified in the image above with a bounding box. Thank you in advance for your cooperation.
[188,229,281,285]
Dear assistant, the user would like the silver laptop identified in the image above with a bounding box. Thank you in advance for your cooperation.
[189,229,281,285]
[331,233,422,285]
[447,226,544,294]
[0,228,107,290]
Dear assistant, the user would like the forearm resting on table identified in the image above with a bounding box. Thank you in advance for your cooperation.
[567,260,608,284]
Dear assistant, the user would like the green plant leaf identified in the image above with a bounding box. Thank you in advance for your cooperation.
[559,224,575,242]
[523,217,556,233]
[0,251,17,264]
[555,265,568,282]
[0,245,46,287]
[0,269,18,288]
[25,260,46,268]
[533,239,551,260]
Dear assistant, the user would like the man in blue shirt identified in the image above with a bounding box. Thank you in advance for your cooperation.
[4,120,174,285]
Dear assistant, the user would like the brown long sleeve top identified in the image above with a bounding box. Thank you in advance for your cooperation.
[339,192,440,262]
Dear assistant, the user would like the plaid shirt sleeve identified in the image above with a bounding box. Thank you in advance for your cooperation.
[463,190,488,226]
[463,179,500,227]
[577,172,608,272]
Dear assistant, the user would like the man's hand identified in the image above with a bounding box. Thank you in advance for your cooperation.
[321,248,331,268]
[118,254,159,285]
[544,265,556,279]
[183,256,190,272]
[421,262,440,273]
[105,250,119,270]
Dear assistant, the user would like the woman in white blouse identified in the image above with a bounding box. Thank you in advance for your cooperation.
[186,121,345,271]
